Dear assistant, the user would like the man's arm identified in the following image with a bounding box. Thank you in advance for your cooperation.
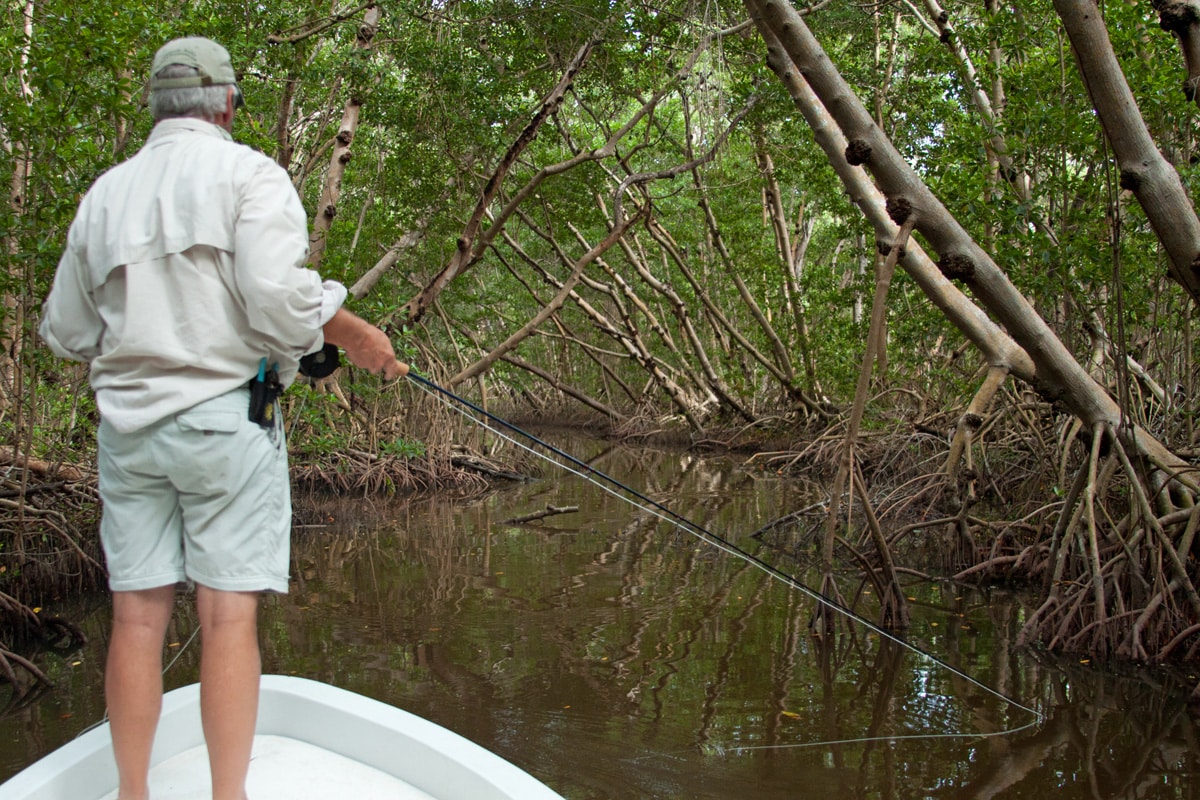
[233,160,327,360]
[323,308,408,380]
[39,245,103,363]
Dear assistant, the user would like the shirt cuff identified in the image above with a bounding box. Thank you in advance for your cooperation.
[318,280,348,327]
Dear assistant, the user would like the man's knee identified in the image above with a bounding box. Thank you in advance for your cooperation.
[195,585,260,630]
[111,585,176,633]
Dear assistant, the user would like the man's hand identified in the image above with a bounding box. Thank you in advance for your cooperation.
[380,358,410,380]
[323,309,409,380]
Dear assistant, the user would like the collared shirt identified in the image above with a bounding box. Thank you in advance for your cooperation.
[40,118,346,433]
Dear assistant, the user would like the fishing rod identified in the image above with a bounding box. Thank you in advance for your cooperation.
[405,370,1046,736]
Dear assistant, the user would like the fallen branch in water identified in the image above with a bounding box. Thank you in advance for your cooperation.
[504,504,579,524]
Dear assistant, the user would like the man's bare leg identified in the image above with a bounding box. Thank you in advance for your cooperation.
[107,585,176,800]
[196,585,260,800]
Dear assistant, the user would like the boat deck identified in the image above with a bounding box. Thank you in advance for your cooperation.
[98,735,438,800]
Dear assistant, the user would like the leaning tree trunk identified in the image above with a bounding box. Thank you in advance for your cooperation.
[614,227,756,424]
[1154,0,1200,111]
[751,11,1037,391]
[439,79,756,427]
[755,137,820,395]
[747,0,1200,663]
[1055,0,1200,306]
[2,0,36,413]
[913,0,1060,246]
[748,0,1191,478]
[754,15,1035,575]
[594,225,733,422]
[307,3,381,270]
[682,99,798,396]
[819,223,915,634]
[294,3,381,411]
[399,39,598,325]
[644,218,829,415]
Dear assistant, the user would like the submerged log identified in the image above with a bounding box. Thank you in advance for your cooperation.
[503,505,579,525]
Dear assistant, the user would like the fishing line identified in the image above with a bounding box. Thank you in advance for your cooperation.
[406,371,1045,738]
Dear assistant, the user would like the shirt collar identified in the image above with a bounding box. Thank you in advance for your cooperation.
[147,117,233,143]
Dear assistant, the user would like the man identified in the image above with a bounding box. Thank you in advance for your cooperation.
[39,37,406,800]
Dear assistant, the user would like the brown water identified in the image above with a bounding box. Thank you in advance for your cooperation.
[2,439,1199,798]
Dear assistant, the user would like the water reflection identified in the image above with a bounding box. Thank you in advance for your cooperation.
[1,440,1199,798]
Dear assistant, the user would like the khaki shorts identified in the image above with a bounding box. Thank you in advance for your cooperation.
[97,387,290,593]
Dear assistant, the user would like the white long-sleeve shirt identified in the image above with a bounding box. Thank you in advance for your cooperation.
[40,118,346,433]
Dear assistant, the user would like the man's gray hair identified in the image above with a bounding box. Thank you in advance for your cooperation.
[149,65,229,122]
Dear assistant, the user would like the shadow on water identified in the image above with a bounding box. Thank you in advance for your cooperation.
[2,436,1200,798]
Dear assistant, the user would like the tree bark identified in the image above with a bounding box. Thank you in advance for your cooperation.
[755,137,820,393]
[307,3,381,270]
[1154,0,1200,110]
[1055,0,1200,305]
[2,0,36,411]
[349,225,427,300]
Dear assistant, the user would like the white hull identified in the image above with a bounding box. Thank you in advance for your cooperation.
[2,675,564,800]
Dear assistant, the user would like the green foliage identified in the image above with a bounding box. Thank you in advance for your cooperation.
[379,437,427,458]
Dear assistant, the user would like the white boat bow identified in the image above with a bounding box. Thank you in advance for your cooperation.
[1,674,564,800]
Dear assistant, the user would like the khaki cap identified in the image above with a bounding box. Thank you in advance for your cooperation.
[150,37,238,89]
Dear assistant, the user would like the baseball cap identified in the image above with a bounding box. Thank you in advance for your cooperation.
[150,37,244,107]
